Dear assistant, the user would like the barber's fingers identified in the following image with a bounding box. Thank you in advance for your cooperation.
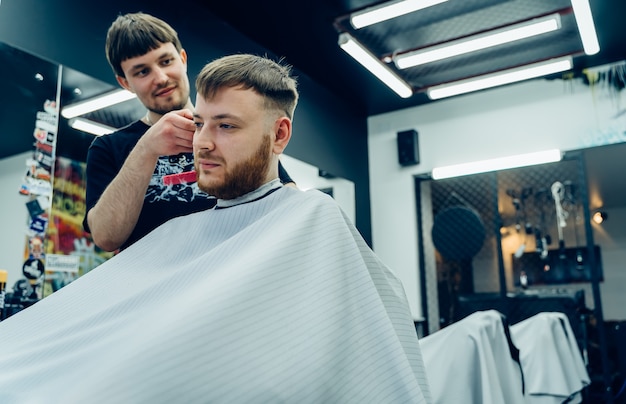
[142,113,194,155]
[176,108,195,120]
[162,109,196,133]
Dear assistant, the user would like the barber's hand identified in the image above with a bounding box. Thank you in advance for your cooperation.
[140,109,196,156]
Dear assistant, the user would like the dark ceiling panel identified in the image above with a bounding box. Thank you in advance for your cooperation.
[207,0,626,116]
[336,1,585,94]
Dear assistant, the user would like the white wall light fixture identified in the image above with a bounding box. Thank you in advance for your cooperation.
[395,14,561,69]
[427,56,573,100]
[431,149,562,180]
[62,89,136,119]
[69,117,116,136]
[350,0,448,29]
[571,0,600,55]
[338,33,413,98]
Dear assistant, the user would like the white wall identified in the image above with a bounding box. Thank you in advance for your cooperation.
[0,152,31,287]
[280,154,355,224]
[368,77,626,321]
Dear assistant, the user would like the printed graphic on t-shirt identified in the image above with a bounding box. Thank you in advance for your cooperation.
[145,155,208,203]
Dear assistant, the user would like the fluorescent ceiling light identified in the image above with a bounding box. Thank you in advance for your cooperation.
[61,89,136,118]
[69,117,116,136]
[338,33,413,98]
[431,149,562,180]
[571,0,600,55]
[427,56,573,99]
[351,0,448,29]
[395,14,561,69]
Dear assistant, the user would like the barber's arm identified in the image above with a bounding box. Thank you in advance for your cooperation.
[86,142,157,252]
[86,110,196,251]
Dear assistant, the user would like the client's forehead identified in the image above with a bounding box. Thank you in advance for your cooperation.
[194,87,266,123]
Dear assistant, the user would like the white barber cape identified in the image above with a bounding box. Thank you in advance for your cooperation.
[511,312,590,404]
[0,181,431,403]
[419,310,525,404]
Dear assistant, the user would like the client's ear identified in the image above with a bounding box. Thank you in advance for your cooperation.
[272,117,291,154]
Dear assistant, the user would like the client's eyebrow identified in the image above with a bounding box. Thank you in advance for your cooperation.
[193,113,243,123]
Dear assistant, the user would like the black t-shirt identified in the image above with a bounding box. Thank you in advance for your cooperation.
[83,121,216,250]
[83,120,294,251]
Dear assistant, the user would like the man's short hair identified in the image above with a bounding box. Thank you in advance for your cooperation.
[195,54,299,120]
[105,12,183,77]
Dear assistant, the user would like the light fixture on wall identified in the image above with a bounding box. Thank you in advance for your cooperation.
[338,33,413,98]
[431,148,562,180]
[69,117,116,136]
[394,14,561,69]
[592,211,607,224]
[61,89,136,119]
[427,56,573,100]
[350,0,448,29]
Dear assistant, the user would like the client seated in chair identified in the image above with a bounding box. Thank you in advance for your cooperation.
[0,54,432,404]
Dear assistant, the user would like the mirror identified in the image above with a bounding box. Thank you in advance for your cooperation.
[1,41,59,160]
[0,41,355,292]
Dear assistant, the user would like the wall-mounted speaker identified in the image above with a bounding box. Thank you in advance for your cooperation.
[397,129,419,166]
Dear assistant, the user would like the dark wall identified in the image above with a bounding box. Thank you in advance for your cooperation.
[0,0,372,244]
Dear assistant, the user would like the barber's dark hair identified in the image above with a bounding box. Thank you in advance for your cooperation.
[196,54,299,120]
[105,12,182,77]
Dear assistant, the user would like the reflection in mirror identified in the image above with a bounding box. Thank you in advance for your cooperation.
[0,41,59,160]
[1,41,62,297]
[57,65,145,162]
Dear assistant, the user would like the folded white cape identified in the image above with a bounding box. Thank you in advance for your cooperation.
[511,312,590,404]
[419,310,525,404]
[0,187,431,403]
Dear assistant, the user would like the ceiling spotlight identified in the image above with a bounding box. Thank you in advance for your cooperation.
[427,56,573,99]
[592,211,607,224]
[350,0,449,29]
[338,33,413,98]
[395,14,561,69]
[571,0,600,55]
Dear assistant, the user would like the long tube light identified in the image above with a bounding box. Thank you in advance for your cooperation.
[395,14,561,69]
[427,56,573,100]
[350,0,448,29]
[571,0,600,55]
[69,117,116,136]
[62,89,136,118]
[338,33,413,98]
[431,149,562,180]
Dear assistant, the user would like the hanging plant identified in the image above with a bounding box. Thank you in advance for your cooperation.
[582,61,626,92]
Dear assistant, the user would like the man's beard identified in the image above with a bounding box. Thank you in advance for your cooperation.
[149,97,189,115]
[197,134,272,200]
[148,83,189,115]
